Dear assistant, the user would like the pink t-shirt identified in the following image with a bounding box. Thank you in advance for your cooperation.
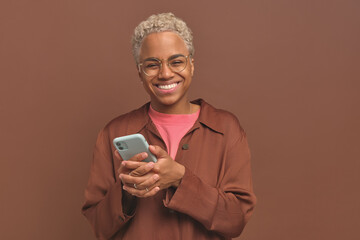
[148,106,200,160]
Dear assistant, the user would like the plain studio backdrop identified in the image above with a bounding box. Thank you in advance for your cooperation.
[0,0,359,239]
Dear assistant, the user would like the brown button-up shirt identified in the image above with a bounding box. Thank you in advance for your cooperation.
[82,99,256,240]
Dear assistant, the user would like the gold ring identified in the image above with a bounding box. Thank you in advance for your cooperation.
[133,184,137,189]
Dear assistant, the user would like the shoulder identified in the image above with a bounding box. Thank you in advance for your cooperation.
[196,99,246,140]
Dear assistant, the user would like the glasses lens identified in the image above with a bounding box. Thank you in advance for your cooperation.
[140,55,188,76]
[169,56,187,73]
[142,60,161,76]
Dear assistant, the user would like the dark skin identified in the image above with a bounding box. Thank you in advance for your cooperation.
[116,145,185,198]
[118,32,196,198]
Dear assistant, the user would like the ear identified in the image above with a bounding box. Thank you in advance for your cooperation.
[190,58,195,76]
[136,64,142,80]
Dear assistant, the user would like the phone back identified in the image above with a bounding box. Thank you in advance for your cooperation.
[113,134,157,162]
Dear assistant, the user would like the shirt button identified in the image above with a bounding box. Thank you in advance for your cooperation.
[182,144,189,150]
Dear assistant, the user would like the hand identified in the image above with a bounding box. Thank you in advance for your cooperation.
[115,150,157,213]
[149,145,185,190]
[115,150,160,197]
[115,150,149,176]
[117,145,185,197]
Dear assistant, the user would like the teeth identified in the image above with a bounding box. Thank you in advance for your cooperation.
[157,83,178,90]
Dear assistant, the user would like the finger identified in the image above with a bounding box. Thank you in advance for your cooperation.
[137,174,160,190]
[117,163,128,176]
[114,150,148,162]
[117,158,132,176]
[119,151,149,174]
[117,159,147,176]
[149,145,168,158]
[116,150,146,175]
[129,162,154,177]
[114,150,121,160]
[128,152,148,162]
[119,173,153,187]
[121,160,147,170]
[149,145,173,173]
[115,152,127,176]
[123,185,160,198]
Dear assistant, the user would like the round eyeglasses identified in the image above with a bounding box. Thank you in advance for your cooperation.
[138,54,191,77]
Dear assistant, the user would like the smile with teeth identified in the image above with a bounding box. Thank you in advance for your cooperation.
[156,82,179,90]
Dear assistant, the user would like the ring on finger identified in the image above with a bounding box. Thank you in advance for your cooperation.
[133,183,137,189]
[146,187,149,192]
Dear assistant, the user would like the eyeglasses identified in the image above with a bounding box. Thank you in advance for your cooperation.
[138,54,191,77]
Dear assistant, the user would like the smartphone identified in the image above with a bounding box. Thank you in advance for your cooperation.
[113,133,157,163]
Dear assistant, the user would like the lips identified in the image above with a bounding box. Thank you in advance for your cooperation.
[156,82,179,90]
[153,81,181,94]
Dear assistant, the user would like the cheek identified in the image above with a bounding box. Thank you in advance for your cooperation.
[141,80,154,93]
[190,62,194,76]
[186,69,194,81]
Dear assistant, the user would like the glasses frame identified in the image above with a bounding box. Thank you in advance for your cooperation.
[138,54,191,77]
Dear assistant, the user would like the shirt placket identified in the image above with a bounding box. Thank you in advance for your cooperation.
[174,121,201,164]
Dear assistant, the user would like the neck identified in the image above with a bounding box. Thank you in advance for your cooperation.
[150,100,192,114]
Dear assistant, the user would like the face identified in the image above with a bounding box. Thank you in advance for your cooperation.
[138,31,194,113]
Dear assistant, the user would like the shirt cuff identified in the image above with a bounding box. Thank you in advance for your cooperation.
[163,166,202,211]
[113,180,136,223]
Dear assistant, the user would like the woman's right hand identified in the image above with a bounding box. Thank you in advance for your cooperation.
[115,150,160,197]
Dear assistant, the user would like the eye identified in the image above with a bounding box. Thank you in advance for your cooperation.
[144,61,160,69]
[170,59,185,66]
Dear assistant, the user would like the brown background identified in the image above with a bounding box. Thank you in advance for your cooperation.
[1,0,359,239]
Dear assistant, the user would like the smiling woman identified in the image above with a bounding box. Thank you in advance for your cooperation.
[138,31,195,114]
[82,12,256,240]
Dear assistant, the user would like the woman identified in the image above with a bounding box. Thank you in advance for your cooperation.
[82,13,256,240]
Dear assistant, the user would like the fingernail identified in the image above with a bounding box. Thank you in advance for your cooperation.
[153,174,159,180]
[147,162,154,168]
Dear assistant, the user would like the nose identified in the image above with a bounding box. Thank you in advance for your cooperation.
[158,62,174,80]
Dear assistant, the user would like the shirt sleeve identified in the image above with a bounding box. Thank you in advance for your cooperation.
[81,128,136,239]
[163,130,256,238]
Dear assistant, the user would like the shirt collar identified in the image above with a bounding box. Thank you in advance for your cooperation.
[126,98,225,135]
[191,99,224,134]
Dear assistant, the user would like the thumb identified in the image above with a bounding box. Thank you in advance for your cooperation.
[149,145,168,158]
[114,150,121,160]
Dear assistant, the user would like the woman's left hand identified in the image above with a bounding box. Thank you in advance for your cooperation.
[149,145,185,189]
[121,145,185,197]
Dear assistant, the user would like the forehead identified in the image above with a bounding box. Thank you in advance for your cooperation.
[139,32,189,60]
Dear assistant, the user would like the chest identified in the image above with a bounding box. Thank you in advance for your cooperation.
[145,127,226,187]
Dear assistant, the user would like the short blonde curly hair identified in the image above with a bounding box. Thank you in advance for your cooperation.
[131,12,194,64]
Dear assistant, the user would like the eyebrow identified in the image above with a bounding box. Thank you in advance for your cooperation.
[168,54,185,60]
[143,54,186,62]
[143,57,159,62]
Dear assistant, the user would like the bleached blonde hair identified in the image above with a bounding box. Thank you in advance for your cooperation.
[131,12,194,64]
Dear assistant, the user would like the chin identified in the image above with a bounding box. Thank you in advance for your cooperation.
[153,94,186,107]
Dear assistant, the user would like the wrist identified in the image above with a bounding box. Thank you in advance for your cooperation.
[172,164,185,188]
[122,188,136,215]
